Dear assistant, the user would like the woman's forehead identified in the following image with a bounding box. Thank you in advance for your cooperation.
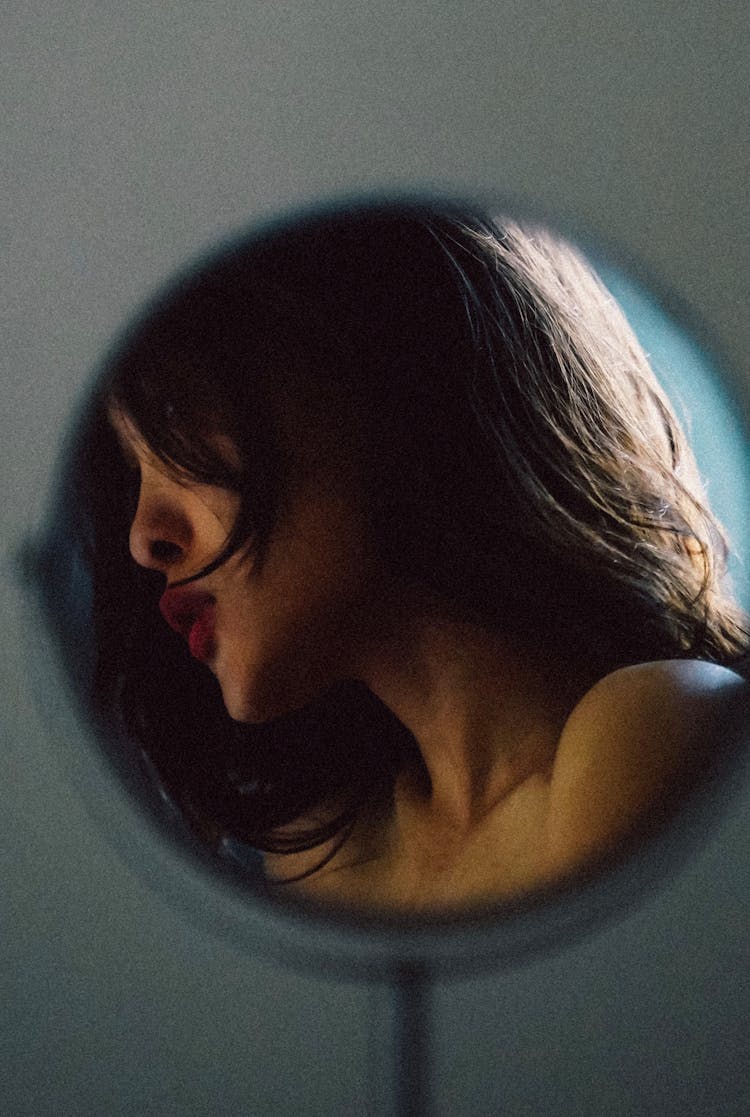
[105,399,243,473]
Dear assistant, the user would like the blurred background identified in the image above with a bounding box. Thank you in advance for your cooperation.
[3,3,748,1114]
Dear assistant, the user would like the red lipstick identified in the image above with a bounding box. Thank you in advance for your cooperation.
[159,588,217,662]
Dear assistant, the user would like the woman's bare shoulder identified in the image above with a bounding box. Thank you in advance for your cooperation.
[561,659,749,739]
[547,659,750,862]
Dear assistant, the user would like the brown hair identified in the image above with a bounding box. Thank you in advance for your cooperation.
[428,215,748,664]
[56,197,748,868]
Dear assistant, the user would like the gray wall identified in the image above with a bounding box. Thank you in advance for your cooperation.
[3,3,748,1114]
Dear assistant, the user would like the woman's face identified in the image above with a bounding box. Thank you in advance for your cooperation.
[108,406,382,723]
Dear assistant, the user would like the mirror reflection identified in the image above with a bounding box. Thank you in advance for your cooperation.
[34,197,750,914]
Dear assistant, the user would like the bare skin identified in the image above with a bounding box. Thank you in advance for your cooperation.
[266,658,749,911]
[111,406,750,913]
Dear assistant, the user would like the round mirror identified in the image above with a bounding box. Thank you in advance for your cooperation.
[17,192,750,981]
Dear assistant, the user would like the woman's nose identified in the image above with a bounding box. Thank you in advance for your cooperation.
[128,483,192,574]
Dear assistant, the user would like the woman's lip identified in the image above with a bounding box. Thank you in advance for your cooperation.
[187,604,217,662]
[158,588,216,640]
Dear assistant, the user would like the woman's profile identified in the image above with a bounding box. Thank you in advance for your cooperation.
[54,197,750,911]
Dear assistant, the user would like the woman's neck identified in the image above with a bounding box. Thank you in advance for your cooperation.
[354,592,592,838]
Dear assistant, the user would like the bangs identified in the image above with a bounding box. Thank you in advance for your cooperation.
[107,379,242,490]
[102,346,284,585]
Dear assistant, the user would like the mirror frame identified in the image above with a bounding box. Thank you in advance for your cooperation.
[15,193,750,982]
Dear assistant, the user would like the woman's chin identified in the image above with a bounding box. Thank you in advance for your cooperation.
[217,675,293,725]
[219,675,326,726]
[221,688,269,725]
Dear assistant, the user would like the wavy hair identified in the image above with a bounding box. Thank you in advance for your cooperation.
[57,198,749,873]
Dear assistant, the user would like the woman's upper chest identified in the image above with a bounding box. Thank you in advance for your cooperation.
[274,771,562,911]
[266,661,749,911]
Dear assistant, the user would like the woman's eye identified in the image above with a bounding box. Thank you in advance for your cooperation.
[118,458,140,509]
[118,447,140,474]
[125,474,141,507]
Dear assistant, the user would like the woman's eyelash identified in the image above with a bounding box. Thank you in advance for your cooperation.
[117,451,238,497]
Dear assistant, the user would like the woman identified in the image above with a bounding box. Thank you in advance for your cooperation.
[66,197,750,911]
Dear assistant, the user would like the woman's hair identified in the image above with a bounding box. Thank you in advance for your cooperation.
[62,196,748,870]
